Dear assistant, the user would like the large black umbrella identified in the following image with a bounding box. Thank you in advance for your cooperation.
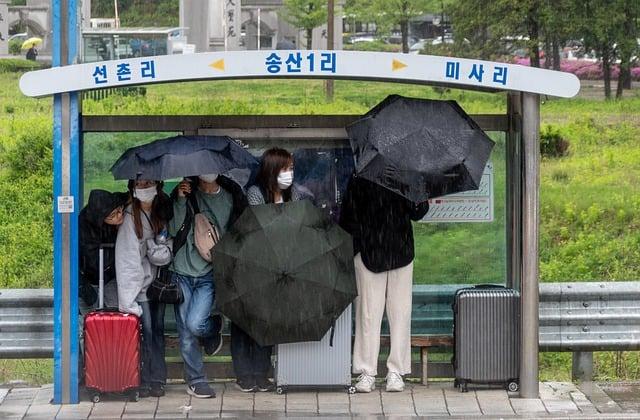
[110,135,258,180]
[346,95,495,202]
[213,200,357,346]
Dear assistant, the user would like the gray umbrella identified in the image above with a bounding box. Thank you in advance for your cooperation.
[346,95,495,202]
[110,135,258,181]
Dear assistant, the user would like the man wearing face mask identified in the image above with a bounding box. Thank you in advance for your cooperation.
[168,172,248,398]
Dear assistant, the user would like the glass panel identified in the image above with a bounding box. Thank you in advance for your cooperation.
[82,132,179,203]
[413,131,507,285]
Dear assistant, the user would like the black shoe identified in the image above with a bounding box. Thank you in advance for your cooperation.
[187,382,216,398]
[255,376,275,392]
[150,383,165,397]
[138,386,151,398]
[235,377,256,392]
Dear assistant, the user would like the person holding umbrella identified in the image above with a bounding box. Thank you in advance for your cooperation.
[340,175,429,393]
[116,179,173,398]
[168,173,248,398]
[231,148,302,393]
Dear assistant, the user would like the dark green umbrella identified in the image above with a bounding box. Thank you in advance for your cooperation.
[213,200,356,346]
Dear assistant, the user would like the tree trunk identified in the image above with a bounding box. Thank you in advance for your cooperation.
[617,58,630,98]
[544,37,551,69]
[527,3,540,67]
[401,19,409,53]
[552,38,561,71]
[306,28,313,50]
[602,46,612,99]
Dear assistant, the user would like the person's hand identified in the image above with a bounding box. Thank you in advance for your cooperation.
[177,179,192,198]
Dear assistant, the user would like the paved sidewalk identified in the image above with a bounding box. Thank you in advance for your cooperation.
[2,381,640,419]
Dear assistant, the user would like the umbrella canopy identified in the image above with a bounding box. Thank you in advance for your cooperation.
[346,95,495,202]
[21,37,42,49]
[110,135,258,181]
[214,200,357,346]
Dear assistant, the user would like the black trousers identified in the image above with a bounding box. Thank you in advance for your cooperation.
[230,323,272,379]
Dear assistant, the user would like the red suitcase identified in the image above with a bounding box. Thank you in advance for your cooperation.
[84,245,141,402]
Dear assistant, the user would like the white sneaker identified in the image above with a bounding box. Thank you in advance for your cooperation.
[354,374,376,393]
[385,372,405,392]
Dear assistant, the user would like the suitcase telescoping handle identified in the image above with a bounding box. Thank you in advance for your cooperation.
[98,243,115,310]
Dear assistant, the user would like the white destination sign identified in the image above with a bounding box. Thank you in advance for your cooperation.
[422,162,494,223]
[19,50,580,98]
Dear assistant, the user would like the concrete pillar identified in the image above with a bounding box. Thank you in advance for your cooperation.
[180,0,210,53]
[223,0,241,50]
[572,352,594,382]
[0,0,9,55]
[310,0,343,50]
[81,0,91,28]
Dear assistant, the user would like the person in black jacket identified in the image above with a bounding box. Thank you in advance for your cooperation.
[79,189,129,307]
[340,175,429,393]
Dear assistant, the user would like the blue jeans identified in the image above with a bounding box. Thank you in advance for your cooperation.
[173,271,215,385]
[139,300,167,387]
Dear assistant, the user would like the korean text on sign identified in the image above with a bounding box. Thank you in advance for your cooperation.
[91,59,157,86]
[265,52,337,74]
[444,61,509,86]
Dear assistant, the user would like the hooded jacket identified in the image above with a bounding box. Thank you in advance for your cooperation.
[79,190,129,287]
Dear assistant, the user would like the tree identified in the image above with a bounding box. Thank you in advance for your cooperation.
[575,0,628,99]
[281,0,328,50]
[614,0,639,97]
[346,0,434,53]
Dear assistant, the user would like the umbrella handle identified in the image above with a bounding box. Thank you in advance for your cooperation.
[329,318,336,347]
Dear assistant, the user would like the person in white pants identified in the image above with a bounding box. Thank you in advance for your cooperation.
[340,175,429,393]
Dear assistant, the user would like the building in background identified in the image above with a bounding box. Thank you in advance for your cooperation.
[181,0,343,52]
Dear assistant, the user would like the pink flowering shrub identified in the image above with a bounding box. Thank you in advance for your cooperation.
[513,58,640,81]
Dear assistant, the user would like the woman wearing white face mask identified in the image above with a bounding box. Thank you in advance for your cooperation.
[116,179,173,398]
[232,148,302,393]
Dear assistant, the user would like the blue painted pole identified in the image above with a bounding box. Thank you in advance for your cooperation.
[52,0,81,404]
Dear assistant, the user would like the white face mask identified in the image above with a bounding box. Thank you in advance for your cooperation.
[277,170,294,190]
[134,186,157,203]
[198,173,218,183]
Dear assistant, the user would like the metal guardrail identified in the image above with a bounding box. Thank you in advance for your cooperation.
[2,282,640,358]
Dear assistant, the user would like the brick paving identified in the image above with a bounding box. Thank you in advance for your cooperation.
[2,381,640,419]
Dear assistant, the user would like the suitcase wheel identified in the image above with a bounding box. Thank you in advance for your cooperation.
[507,381,519,393]
[128,390,140,402]
[347,386,356,394]
[91,393,100,403]
[276,386,286,395]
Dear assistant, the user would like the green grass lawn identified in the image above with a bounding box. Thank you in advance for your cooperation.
[2,59,640,384]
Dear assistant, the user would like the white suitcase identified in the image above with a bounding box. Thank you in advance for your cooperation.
[275,305,354,394]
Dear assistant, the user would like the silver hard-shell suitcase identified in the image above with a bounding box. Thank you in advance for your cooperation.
[453,285,520,392]
[275,306,354,394]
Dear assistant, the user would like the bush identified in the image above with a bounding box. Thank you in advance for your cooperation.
[540,125,570,158]
[1,118,52,178]
[0,58,44,73]
[8,39,22,56]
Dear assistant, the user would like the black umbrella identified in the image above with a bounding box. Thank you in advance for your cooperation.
[110,135,258,181]
[346,95,495,202]
[213,200,357,346]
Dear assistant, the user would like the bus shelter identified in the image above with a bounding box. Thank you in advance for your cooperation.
[19,0,579,404]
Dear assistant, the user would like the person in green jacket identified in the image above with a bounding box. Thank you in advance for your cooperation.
[168,173,247,398]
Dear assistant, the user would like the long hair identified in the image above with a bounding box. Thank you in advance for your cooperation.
[127,180,170,239]
[257,148,293,203]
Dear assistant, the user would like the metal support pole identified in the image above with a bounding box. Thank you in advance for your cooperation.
[506,92,522,290]
[325,0,335,101]
[519,92,540,398]
[53,0,81,404]
[572,352,594,382]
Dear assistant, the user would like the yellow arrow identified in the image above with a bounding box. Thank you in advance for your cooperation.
[209,59,225,71]
[392,59,407,71]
